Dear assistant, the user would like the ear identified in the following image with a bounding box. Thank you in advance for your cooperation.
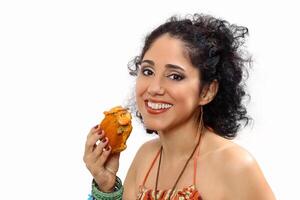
[198,79,219,106]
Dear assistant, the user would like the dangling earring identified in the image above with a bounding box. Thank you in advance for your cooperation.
[136,110,142,119]
[198,106,204,135]
[136,111,157,134]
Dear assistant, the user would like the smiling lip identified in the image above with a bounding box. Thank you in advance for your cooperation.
[144,100,172,115]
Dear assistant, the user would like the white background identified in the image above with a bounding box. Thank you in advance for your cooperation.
[0,0,299,199]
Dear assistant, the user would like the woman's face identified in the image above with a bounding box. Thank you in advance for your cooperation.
[136,34,203,132]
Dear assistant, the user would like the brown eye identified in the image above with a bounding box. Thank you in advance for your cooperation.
[168,74,184,81]
[142,68,154,76]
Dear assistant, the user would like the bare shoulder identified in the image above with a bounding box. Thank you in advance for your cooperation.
[213,142,276,199]
[217,142,256,172]
[202,132,262,173]
[139,137,160,152]
[126,137,160,174]
[134,138,160,161]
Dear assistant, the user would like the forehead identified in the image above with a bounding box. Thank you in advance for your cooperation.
[142,34,195,71]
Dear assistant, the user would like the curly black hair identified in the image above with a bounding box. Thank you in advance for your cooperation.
[127,13,252,139]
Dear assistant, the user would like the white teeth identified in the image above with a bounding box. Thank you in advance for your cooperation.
[147,101,172,110]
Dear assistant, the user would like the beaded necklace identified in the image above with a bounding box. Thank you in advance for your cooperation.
[154,128,203,200]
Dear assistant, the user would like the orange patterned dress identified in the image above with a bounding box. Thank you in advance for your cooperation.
[136,143,203,200]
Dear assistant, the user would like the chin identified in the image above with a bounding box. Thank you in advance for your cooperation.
[144,119,178,134]
[143,119,166,132]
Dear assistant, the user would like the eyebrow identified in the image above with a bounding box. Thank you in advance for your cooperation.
[141,59,185,72]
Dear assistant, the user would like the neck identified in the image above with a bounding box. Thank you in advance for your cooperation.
[157,120,206,163]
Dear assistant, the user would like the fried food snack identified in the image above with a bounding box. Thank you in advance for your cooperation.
[99,106,133,153]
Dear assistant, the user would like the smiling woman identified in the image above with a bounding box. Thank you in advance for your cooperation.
[135,34,204,134]
[84,13,276,200]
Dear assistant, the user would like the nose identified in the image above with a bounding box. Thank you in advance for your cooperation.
[147,77,165,96]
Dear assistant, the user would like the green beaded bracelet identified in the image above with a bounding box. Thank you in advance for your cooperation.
[91,176,123,200]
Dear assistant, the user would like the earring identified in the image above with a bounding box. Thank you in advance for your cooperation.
[198,106,204,134]
[136,111,142,120]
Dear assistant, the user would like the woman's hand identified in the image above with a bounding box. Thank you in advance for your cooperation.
[83,125,120,192]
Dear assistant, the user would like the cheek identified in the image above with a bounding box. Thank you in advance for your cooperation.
[135,78,146,108]
[172,84,200,107]
[135,77,144,97]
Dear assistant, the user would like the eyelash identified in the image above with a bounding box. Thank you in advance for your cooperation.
[168,74,184,81]
[141,67,185,81]
[142,68,154,76]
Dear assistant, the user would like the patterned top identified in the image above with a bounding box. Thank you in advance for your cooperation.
[136,142,203,200]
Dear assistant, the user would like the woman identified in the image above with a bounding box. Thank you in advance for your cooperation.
[84,13,276,200]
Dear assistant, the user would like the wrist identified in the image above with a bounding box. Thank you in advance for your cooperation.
[94,175,116,192]
[91,176,123,200]
[98,184,114,193]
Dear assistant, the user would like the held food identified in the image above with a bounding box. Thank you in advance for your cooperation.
[99,106,133,153]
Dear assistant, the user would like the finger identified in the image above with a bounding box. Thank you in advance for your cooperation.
[105,152,120,171]
[85,125,100,146]
[85,130,105,154]
[83,135,108,164]
[93,137,109,157]
[97,145,112,166]
[85,130,104,153]
[88,124,101,137]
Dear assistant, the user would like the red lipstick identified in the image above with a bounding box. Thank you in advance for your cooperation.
[144,100,172,115]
